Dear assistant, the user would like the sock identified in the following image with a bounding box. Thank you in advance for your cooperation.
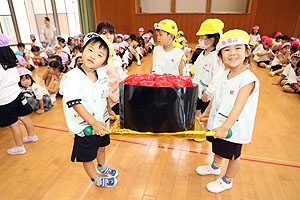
[222,175,232,184]
[98,164,106,172]
[211,161,220,170]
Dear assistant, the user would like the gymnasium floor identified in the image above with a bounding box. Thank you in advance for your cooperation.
[0,49,300,200]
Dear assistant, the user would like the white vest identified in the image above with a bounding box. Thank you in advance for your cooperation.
[152,46,184,75]
[192,50,224,98]
[207,70,259,144]
[0,66,21,105]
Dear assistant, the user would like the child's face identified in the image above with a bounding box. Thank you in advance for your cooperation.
[263,44,271,50]
[291,57,300,67]
[76,57,83,65]
[156,30,172,46]
[33,51,40,56]
[79,36,84,41]
[116,37,122,43]
[132,40,139,47]
[281,46,290,54]
[148,32,153,37]
[20,76,32,88]
[220,44,250,69]
[30,36,35,41]
[139,31,144,36]
[18,46,25,52]
[119,48,125,54]
[41,43,48,48]
[253,29,258,34]
[82,43,108,69]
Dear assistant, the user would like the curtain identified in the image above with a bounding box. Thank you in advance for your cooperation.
[77,0,95,34]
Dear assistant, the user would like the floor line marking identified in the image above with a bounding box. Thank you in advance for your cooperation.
[31,124,300,169]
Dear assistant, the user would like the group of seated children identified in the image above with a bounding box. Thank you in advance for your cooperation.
[250,27,300,94]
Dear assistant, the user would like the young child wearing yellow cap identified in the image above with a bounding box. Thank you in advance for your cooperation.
[152,19,185,76]
[192,19,225,142]
[59,33,118,187]
[196,29,260,193]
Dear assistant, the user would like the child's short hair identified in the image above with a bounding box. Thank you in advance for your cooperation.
[73,45,82,53]
[44,17,50,22]
[67,37,74,45]
[96,22,115,35]
[130,34,137,41]
[49,55,62,62]
[18,74,34,87]
[136,36,145,47]
[58,38,66,44]
[82,37,110,65]
[281,35,290,42]
[17,43,25,48]
[49,59,65,72]
[147,30,153,34]
[31,46,40,52]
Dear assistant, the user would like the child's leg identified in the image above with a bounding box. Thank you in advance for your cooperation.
[18,116,35,137]
[280,80,287,86]
[259,62,267,68]
[283,85,296,93]
[196,154,223,175]
[224,157,240,179]
[96,147,118,177]
[9,121,24,146]
[83,161,98,179]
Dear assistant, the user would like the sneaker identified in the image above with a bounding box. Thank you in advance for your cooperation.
[269,71,276,77]
[196,164,221,175]
[206,177,232,193]
[7,146,26,155]
[93,176,117,187]
[97,166,118,177]
[194,139,206,142]
[23,135,38,143]
[266,65,271,69]
[137,60,141,66]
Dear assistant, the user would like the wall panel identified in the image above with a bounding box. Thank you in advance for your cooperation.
[93,0,300,42]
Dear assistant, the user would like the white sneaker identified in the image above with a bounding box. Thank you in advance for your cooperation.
[266,65,271,69]
[196,164,221,175]
[137,60,141,66]
[194,139,206,142]
[206,177,232,193]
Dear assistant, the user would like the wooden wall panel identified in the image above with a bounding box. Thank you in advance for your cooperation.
[93,0,300,42]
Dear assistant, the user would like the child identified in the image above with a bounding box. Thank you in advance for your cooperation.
[41,40,55,59]
[273,51,300,86]
[196,29,259,193]
[282,52,300,93]
[143,34,154,54]
[67,37,76,54]
[18,67,53,114]
[30,33,41,48]
[147,30,155,48]
[128,37,142,66]
[152,19,185,76]
[119,41,132,70]
[116,34,123,43]
[78,33,84,46]
[0,33,37,155]
[192,18,225,133]
[31,45,46,68]
[249,25,261,50]
[60,32,118,187]
[138,27,144,36]
[253,38,274,68]
[269,42,291,76]
[271,32,282,53]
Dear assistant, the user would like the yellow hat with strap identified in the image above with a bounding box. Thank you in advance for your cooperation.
[83,32,114,64]
[196,18,224,36]
[216,29,250,51]
[154,19,178,36]
[178,31,184,36]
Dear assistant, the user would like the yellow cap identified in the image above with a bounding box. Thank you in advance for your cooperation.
[173,39,183,49]
[178,31,184,36]
[196,18,224,36]
[154,19,178,36]
[216,29,250,51]
[83,32,114,64]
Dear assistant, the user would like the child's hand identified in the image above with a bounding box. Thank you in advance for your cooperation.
[213,126,229,139]
[108,109,116,120]
[91,121,109,136]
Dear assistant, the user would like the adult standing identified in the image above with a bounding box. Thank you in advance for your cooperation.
[41,17,57,48]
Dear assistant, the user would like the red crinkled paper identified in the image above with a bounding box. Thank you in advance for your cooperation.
[121,73,194,87]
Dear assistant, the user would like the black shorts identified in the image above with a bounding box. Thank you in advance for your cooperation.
[207,136,242,160]
[196,98,210,113]
[271,64,282,71]
[257,60,271,66]
[71,134,110,162]
[0,93,33,127]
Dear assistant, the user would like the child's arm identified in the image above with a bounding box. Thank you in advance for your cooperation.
[201,97,214,131]
[72,104,109,136]
[107,99,116,120]
[213,82,255,139]
[36,99,44,114]
[278,51,290,64]
[179,57,186,76]
[272,75,285,85]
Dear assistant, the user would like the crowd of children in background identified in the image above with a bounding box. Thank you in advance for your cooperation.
[250,27,300,94]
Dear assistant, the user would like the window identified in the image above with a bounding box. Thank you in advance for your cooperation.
[176,0,206,13]
[211,0,248,13]
[0,0,17,44]
[140,0,171,13]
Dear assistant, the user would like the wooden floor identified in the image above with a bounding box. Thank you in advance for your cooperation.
[1,46,300,200]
